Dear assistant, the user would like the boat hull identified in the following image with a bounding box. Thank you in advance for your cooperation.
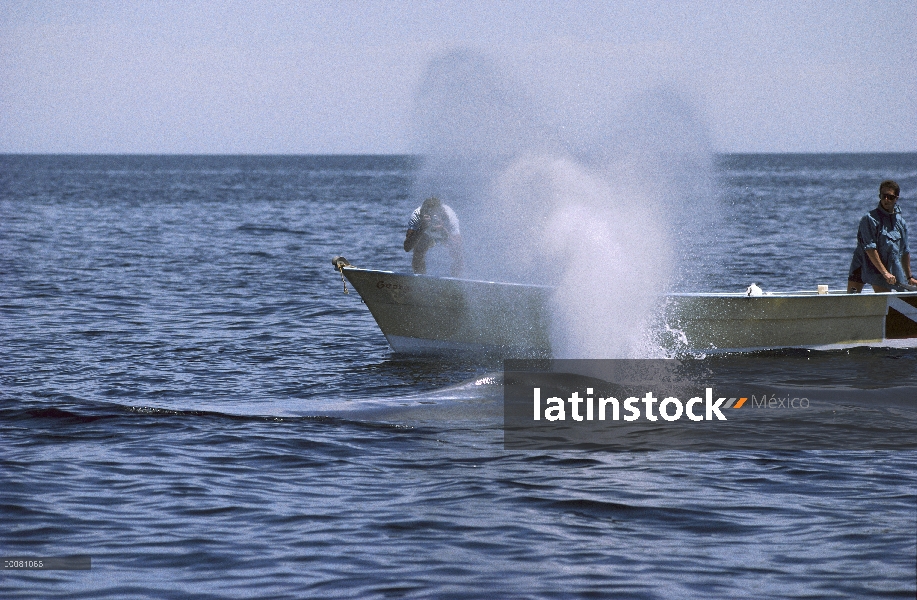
[660,294,888,351]
[339,267,917,354]
[342,268,552,354]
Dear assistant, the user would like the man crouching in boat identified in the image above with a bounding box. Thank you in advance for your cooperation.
[403,196,464,276]
[847,180,917,293]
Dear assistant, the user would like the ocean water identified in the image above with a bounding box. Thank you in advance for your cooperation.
[2,153,917,598]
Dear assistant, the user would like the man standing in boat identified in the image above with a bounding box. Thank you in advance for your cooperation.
[847,180,917,293]
[403,196,464,276]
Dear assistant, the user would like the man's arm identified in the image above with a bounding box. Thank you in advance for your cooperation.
[404,229,419,252]
[864,248,897,285]
[902,220,916,285]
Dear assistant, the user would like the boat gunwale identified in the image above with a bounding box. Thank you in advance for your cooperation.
[341,267,917,300]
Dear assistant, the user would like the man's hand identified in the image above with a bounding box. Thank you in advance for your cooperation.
[883,271,897,285]
[422,212,445,233]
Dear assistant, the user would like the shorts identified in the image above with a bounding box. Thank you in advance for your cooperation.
[847,265,863,283]
[848,249,867,283]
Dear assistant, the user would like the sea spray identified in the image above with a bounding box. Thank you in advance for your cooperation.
[489,155,668,357]
[603,86,720,292]
[411,50,548,280]
[411,50,716,357]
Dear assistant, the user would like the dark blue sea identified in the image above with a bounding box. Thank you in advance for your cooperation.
[2,153,917,598]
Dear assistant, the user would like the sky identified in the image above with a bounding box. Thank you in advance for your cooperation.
[1,0,915,154]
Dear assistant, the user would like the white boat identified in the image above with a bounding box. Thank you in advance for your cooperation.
[332,258,917,355]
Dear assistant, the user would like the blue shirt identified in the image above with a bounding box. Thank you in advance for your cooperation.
[850,204,910,287]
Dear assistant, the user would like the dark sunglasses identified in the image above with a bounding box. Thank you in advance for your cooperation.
[882,193,899,201]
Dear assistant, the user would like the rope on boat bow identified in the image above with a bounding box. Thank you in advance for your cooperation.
[332,256,352,294]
